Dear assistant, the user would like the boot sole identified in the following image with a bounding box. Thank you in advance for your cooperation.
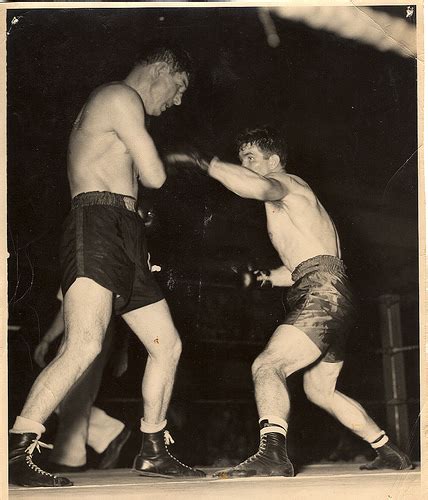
[132,469,203,479]
[360,463,414,471]
[214,471,294,479]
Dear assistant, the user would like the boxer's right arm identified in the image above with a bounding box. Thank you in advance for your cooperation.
[208,159,286,201]
[257,266,294,288]
[108,86,166,189]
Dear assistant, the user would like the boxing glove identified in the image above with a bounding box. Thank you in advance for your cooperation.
[241,268,273,289]
[164,146,215,173]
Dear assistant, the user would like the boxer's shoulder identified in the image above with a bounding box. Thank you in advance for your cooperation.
[89,82,142,108]
[83,84,145,131]
[266,172,305,195]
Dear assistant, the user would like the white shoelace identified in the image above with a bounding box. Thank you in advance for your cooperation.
[163,431,194,470]
[164,430,175,446]
[25,438,54,456]
[24,439,56,477]
[237,435,267,467]
[25,455,55,477]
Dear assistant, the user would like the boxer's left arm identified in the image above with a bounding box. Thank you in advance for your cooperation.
[207,159,286,201]
[108,85,166,189]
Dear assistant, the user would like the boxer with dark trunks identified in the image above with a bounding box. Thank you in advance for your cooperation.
[61,191,164,315]
[9,46,205,487]
[169,126,412,477]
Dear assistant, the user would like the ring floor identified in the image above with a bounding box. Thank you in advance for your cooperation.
[8,463,422,500]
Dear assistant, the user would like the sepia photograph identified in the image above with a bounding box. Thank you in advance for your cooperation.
[3,2,424,498]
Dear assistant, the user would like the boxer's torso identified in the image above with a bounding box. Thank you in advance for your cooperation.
[68,82,140,199]
[265,173,340,272]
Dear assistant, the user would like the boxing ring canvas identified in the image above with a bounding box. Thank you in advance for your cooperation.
[1,1,425,498]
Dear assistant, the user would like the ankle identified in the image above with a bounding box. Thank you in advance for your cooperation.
[370,431,389,449]
[140,418,167,434]
[10,416,46,438]
[259,415,288,438]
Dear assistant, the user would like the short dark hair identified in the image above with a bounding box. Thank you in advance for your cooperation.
[136,46,193,80]
[236,126,288,166]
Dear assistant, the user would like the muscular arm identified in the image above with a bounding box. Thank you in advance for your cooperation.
[109,86,166,189]
[208,159,287,201]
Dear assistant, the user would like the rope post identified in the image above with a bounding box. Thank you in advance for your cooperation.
[378,294,410,451]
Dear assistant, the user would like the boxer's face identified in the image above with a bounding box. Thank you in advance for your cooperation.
[239,143,273,175]
[148,66,189,116]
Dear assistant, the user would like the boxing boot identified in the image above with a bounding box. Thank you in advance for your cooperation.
[214,432,294,478]
[133,429,205,478]
[360,441,413,470]
[9,432,73,487]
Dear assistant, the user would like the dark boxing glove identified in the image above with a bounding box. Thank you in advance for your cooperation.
[241,268,273,289]
[164,147,215,174]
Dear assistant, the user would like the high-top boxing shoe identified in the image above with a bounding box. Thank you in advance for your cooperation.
[133,429,205,478]
[360,441,413,471]
[214,432,294,478]
[9,432,73,487]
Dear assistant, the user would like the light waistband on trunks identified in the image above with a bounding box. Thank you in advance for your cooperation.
[71,191,137,212]
[291,255,346,282]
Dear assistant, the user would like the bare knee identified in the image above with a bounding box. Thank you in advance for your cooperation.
[251,326,322,381]
[63,338,102,371]
[148,332,182,366]
[251,352,284,381]
[303,377,332,409]
[252,345,308,381]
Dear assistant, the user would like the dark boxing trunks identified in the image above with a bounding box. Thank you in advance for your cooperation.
[283,255,356,362]
[60,191,164,315]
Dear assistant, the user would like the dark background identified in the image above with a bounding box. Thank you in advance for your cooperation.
[7,6,420,467]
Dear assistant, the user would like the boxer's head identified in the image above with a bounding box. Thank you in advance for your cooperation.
[129,47,192,116]
[236,126,288,175]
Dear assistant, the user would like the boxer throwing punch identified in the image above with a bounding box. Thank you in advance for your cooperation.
[168,126,412,478]
[9,46,205,487]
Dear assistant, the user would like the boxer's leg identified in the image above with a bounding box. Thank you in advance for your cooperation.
[50,321,115,469]
[19,279,111,423]
[303,361,381,438]
[215,324,321,479]
[304,361,413,470]
[122,299,181,424]
[9,278,112,487]
[122,299,204,477]
[252,324,322,419]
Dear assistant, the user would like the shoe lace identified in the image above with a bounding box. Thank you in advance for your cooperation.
[25,438,54,456]
[25,455,57,477]
[24,439,56,477]
[236,434,268,468]
[163,430,194,471]
[164,430,175,446]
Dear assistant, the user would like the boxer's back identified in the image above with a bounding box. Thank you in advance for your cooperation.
[68,83,139,198]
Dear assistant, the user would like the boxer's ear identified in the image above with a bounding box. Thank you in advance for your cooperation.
[152,62,170,78]
[268,154,280,169]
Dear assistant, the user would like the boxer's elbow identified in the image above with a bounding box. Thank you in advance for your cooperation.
[139,164,167,189]
[144,172,166,189]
